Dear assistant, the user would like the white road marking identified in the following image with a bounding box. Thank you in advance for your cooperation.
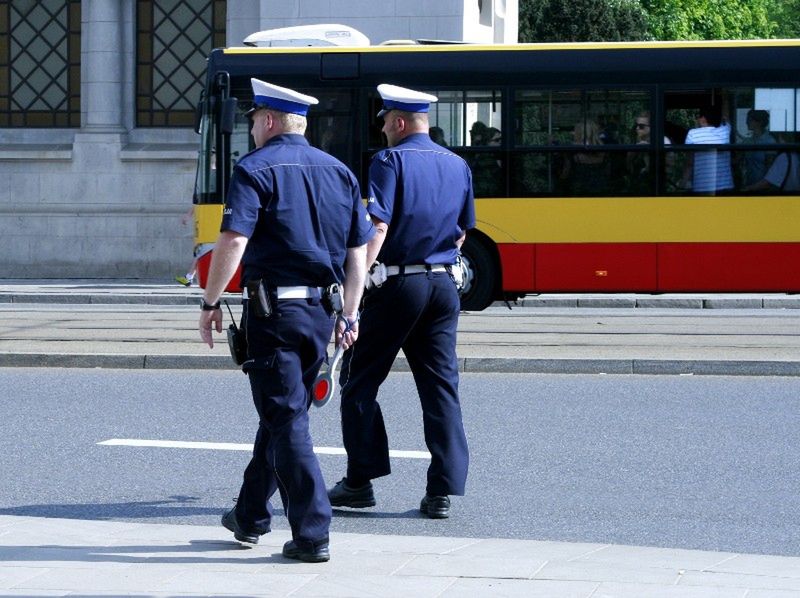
[97,438,430,459]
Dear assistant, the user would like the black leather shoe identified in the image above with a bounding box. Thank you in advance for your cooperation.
[282,539,330,563]
[420,494,450,519]
[327,478,376,508]
[221,507,268,544]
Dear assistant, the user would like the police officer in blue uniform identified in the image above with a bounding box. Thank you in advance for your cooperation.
[199,78,373,562]
[328,84,475,518]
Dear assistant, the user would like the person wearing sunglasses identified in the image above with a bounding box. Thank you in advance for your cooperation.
[628,111,674,193]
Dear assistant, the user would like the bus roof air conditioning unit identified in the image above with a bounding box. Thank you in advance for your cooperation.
[243,24,370,47]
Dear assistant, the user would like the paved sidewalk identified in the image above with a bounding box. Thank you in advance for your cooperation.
[1,280,799,376]
[2,515,800,597]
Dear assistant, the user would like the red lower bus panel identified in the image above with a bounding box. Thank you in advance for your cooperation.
[497,243,535,291]
[535,243,657,292]
[196,250,243,293]
[658,242,800,291]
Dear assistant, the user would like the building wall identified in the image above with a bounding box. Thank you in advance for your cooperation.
[229,0,517,45]
[0,131,195,278]
[0,0,516,280]
[0,0,197,279]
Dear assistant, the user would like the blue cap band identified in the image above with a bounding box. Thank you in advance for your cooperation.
[382,99,430,113]
[253,94,309,116]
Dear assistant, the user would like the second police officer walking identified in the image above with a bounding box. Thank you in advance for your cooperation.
[328,84,476,518]
[199,78,373,562]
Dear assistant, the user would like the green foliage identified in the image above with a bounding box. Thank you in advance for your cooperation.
[640,0,775,40]
[519,0,799,42]
[519,0,650,42]
[769,0,800,38]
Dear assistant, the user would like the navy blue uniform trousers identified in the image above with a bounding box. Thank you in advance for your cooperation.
[339,271,469,496]
[234,296,333,548]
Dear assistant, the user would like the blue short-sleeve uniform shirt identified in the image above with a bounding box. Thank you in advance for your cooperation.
[368,133,475,266]
[222,133,374,286]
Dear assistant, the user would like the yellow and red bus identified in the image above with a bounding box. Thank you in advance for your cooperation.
[192,37,800,311]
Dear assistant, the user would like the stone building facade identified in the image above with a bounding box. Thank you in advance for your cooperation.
[0,0,517,279]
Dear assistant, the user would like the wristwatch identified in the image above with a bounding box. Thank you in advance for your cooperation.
[200,297,221,311]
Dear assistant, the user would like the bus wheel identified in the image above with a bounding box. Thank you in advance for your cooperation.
[459,236,496,311]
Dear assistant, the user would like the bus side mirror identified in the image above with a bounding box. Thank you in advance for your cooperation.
[221,97,238,135]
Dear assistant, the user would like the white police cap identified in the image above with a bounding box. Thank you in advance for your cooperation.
[376,83,438,118]
[246,78,319,117]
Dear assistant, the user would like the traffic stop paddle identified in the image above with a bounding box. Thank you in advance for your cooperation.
[312,344,344,408]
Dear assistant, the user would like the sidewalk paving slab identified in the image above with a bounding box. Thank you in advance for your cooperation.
[2,293,800,375]
[1,515,800,597]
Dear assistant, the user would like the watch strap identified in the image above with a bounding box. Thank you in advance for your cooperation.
[200,298,221,311]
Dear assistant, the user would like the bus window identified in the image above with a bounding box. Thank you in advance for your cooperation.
[193,106,217,203]
[230,101,252,166]
[732,87,800,193]
[426,89,505,197]
[367,88,505,197]
[662,87,800,194]
[305,89,358,173]
[513,89,649,197]
[365,87,502,150]
[194,97,251,203]
[428,89,502,148]
[228,89,358,174]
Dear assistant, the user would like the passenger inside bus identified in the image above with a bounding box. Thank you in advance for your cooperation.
[471,127,503,196]
[317,125,351,166]
[679,103,734,193]
[560,119,610,196]
[627,111,671,194]
[742,109,776,187]
[469,121,488,146]
[599,119,620,145]
[429,126,446,146]
[743,134,800,193]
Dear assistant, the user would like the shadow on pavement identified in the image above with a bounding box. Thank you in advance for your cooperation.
[0,495,221,521]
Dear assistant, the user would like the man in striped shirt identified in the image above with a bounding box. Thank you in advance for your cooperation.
[681,103,734,193]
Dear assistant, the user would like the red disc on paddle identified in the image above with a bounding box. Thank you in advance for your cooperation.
[312,344,343,408]
[313,378,330,402]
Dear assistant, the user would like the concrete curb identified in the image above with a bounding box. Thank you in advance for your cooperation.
[513,296,800,309]
[0,293,219,306]
[2,352,799,376]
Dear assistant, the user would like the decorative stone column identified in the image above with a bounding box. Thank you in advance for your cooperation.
[81,0,125,132]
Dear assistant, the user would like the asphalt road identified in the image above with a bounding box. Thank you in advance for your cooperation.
[1,368,798,557]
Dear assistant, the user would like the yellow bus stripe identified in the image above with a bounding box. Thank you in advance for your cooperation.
[475,196,800,244]
[222,39,800,55]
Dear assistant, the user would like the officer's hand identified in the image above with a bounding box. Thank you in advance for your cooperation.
[199,308,223,348]
[336,313,359,351]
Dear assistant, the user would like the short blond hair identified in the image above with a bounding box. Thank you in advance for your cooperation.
[397,110,428,127]
[267,109,307,134]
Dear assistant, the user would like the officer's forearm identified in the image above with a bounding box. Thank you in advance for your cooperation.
[204,231,248,303]
[342,244,367,317]
[456,231,466,250]
[366,220,388,266]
